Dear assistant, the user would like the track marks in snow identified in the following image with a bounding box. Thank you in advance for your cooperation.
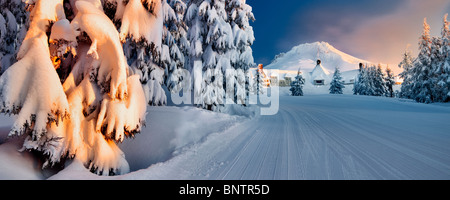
[121,95,450,180]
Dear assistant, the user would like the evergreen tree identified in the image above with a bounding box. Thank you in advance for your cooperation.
[0,0,28,73]
[164,0,190,94]
[354,64,386,97]
[329,67,345,94]
[412,18,433,103]
[365,65,376,96]
[373,64,387,96]
[0,0,154,175]
[290,69,305,96]
[399,49,415,99]
[225,0,255,105]
[186,0,233,111]
[430,36,443,101]
[252,67,264,95]
[437,13,450,102]
[385,66,395,98]
[353,64,367,95]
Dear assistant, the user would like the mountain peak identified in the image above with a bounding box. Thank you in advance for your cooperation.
[266,41,370,72]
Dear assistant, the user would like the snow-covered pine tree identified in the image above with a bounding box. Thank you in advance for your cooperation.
[353,63,366,95]
[225,0,255,105]
[385,66,395,98]
[368,65,376,96]
[186,0,233,111]
[290,68,305,96]
[373,64,387,96]
[437,13,450,102]
[163,0,190,94]
[355,65,379,96]
[186,0,205,106]
[0,0,28,73]
[252,66,264,95]
[399,49,415,99]
[329,67,345,94]
[429,35,444,102]
[412,18,433,103]
[0,0,150,175]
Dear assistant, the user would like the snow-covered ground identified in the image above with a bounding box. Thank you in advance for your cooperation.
[1,89,450,180]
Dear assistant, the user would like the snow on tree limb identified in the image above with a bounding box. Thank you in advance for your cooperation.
[96,75,147,142]
[0,32,69,140]
[72,1,128,100]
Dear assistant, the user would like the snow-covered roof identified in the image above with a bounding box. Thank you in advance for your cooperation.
[310,63,330,81]
[340,69,359,82]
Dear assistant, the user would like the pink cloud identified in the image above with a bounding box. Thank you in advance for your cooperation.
[334,0,450,71]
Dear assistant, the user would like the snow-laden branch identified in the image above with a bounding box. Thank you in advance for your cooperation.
[0,30,69,141]
[72,1,128,100]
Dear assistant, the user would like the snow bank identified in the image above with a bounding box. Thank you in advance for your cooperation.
[0,118,43,180]
[118,106,246,172]
[44,105,247,179]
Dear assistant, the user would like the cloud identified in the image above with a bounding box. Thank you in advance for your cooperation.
[333,0,450,67]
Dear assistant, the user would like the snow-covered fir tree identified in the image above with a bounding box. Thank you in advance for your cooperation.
[0,0,28,73]
[186,0,233,111]
[225,0,255,105]
[354,64,387,97]
[0,0,155,175]
[399,49,415,99]
[290,69,305,96]
[412,18,433,103]
[400,15,450,103]
[429,35,444,102]
[163,0,190,94]
[251,66,264,95]
[373,64,387,96]
[353,64,365,95]
[437,13,450,102]
[385,66,395,98]
[354,64,373,96]
[329,67,345,94]
[366,66,375,95]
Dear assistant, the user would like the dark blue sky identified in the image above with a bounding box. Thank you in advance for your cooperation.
[248,0,450,66]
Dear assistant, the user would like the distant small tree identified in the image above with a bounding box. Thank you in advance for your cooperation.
[329,67,345,94]
[373,64,387,96]
[399,49,415,99]
[252,67,264,95]
[353,64,364,95]
[290,69,305,96]
[385,66,395,97]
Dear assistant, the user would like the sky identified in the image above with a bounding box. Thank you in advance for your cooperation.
[248,0,450,67]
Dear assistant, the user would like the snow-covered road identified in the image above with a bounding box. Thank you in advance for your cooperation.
[119,94,450,180]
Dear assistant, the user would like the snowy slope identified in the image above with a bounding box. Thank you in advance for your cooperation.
[266,42,370,72]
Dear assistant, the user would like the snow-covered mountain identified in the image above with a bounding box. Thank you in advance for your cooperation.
[266,41,370,72]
